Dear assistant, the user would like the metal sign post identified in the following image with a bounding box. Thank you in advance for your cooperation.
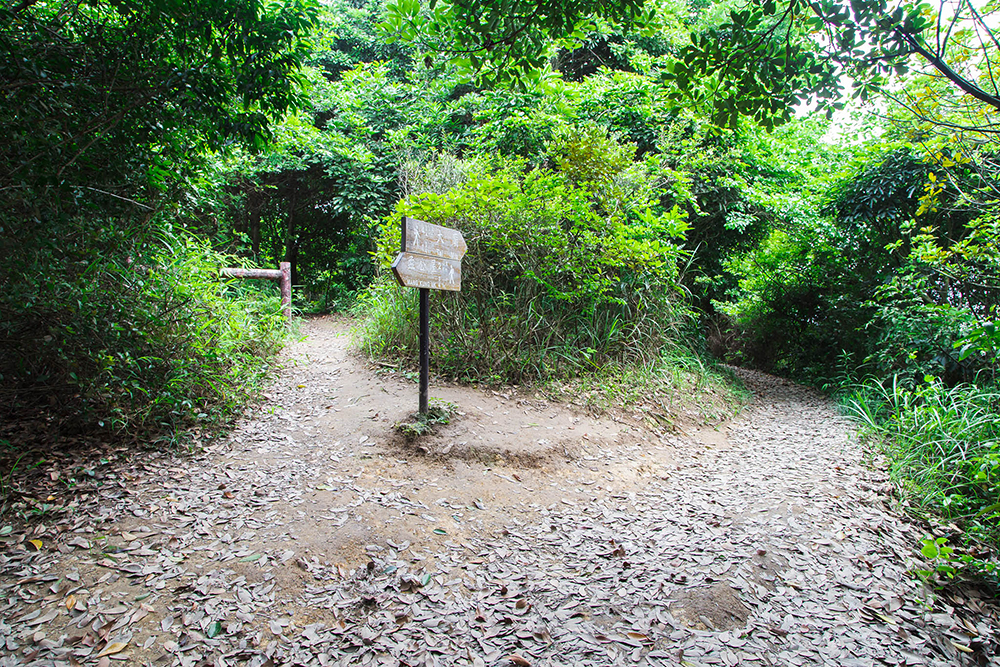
[391,217,466,414]
[419,287,430,414]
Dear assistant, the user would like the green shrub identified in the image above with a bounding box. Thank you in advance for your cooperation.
[865,268,978,386]
[717,225,872,379]
[0,223,287,437]
[355,153,693,383]
[546,122,635,187]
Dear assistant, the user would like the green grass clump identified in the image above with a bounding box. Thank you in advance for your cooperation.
[541,342,749,425]
[395,400,455,441]
[350,281,419,361]
[845,377,1000,581]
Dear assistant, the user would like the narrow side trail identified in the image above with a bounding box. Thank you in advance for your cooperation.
[1,317,997,666]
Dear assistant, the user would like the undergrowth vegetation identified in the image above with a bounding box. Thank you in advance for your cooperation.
[0,226,287,438]
[0,0,310,445]
[847,379,1000,582]
[832,192,1000,581]
[353,137,697,385]
[539,340,748,425]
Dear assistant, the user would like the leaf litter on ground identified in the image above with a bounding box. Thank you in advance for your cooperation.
[1,317,998,666]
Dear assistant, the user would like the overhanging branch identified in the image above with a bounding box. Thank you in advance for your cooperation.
[894,26,1000,112]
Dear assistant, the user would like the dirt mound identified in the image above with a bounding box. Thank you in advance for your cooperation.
[669,583,751,631]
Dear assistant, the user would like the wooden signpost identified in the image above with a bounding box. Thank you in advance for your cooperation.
[390,253,461,292]
[391,217,466,414]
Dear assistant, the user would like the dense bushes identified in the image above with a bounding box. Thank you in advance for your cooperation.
[843,209,1000,565]
[717,225,869,379]
[0,223,287,436]
[0,0,314,442]
[719,141,999,383]
[353,142,693,383]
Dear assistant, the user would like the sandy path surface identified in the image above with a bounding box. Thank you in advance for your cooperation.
[1,316,997,666]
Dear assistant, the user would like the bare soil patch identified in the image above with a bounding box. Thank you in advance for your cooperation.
[669,583,750,632]
[1,316,998,667]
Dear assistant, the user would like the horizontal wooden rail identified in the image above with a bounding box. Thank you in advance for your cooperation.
[221,261,291,321]
[220,268,282,279]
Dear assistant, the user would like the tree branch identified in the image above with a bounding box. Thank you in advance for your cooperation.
[9,0,42,15]
[894,26,1000,112]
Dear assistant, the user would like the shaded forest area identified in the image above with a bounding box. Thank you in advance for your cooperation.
[3,0,1000,580]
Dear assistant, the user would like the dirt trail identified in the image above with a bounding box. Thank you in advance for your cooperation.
[2,316,998,666]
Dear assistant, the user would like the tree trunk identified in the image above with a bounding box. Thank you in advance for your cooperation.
[284,176,298,284]
[249,198,261,259]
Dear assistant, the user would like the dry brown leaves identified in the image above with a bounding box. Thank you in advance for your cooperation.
[1,324,998,666]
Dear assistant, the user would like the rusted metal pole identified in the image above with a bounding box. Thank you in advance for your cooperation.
[419,287,429,415]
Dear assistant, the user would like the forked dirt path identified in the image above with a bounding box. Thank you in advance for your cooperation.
[2,317,998,666]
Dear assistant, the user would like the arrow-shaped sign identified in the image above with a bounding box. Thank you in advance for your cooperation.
[391,252,462,291]
[402,216,467,261]
[391,217,466,291]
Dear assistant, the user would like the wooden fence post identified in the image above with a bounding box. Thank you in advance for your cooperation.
[280,262,291,321]
[220,265,292,322]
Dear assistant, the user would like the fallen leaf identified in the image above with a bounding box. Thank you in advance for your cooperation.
[96,641,128,657]
[26,609,58,626]
[507,655,531,666]
[29,539,43,551]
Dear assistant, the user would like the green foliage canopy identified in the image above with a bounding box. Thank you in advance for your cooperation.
[1,0,318,209]
[380,0,655,85]
[0,0,317,435]
[381,0,1000,131]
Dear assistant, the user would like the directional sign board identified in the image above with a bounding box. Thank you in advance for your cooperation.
[391,217,466,291]
[402,216,467,261]
[390,217,466,414]
[391,252,462,291]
